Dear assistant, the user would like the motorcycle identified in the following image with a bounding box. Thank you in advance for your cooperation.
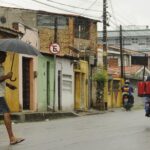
[122,94,134,111]
[145,101,150,117]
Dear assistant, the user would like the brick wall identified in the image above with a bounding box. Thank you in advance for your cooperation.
[108,58,118,67]
[39,17,97,57]
[0,8,97,58]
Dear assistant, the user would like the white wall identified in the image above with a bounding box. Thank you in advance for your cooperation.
[97,48,103,67]
[56,58,74,111]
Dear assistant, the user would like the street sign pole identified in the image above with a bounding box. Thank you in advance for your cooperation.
[53,54,56,112]
[49,43,60,111]
[52,17,58,112]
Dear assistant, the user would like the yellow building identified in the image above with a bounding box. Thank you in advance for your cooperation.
[108,78,124,108]
[0,27,23,112]
[4,53,20,112]
[74,60,89,111]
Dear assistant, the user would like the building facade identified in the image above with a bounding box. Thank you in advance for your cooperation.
[98,25,150,69]
[0,6,98,112]
[98,26,150,52]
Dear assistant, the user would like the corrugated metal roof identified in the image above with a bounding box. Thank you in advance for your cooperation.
[98,29,150,38]
[108,65,143,77]
[0,0,101,20]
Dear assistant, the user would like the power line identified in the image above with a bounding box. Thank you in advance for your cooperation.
[107,0,139,32]
[108,0,119,26]
[46,0,102,12]
[32,0,101,20]
[80,0,98,16]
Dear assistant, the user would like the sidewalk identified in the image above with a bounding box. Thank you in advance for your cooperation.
[0,111,78,123]
[0,109,107,123]
[0,104,144,123]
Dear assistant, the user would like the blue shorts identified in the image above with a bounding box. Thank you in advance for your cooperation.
[0,97,10,114]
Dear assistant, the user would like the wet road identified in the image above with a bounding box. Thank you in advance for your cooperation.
[0,109,150,150]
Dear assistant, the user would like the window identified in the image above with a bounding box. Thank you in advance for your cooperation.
[63,74,72,79]
[62,74,72,92]
[132,38,138,44]
[37,14,68,29]
[124,40,131,45]
[146,38,150,45]
[115,39,119,44]
[139,43,145,45]
[74,17,90,39]
[62,80,72,92]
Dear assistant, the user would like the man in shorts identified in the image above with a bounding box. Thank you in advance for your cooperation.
[0,51,24,145]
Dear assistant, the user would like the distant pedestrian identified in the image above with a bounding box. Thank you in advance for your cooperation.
[0,51,25,145]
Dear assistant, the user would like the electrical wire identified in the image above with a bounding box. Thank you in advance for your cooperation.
[108,0,119,26]
[46,0,102,12]
[79,0,98,16]
[107,0,139,35]
[32,0,102,20]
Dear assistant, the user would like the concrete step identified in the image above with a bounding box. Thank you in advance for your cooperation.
[0,112,78,123]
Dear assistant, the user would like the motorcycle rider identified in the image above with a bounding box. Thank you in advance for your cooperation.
[121,80,134,110]
[144,76,150,117]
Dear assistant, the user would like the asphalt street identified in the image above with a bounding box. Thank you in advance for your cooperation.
[0,109,150,150]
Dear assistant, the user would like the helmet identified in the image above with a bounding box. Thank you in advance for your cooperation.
[125,80,130,85]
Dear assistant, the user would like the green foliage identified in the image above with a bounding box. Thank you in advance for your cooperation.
[93,71,107,83]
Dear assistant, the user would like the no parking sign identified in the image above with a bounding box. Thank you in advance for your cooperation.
[49,43,60,54]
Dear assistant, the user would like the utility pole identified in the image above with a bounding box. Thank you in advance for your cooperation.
[103,0,107,70]
[103,0,108,110]
[53,17,58,112]
[143,54,147,81]
[120,25,124,78]
[54,17,58,43]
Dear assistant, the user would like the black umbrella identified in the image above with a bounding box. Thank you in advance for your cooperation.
[0,38,41,81]
[0,38,40,55]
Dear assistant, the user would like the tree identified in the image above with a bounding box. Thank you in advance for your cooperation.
[93,70,107,110]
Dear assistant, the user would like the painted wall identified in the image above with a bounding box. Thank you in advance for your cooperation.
[18,23,39,111]
[4,53,20,112]
[37,55,54,112]
[4,24,39,112]
[74,60,89,111]
[0,8,36,28]
[108,78,124,108]
[55,57,74,111]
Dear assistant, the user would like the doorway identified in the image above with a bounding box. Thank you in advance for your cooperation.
[58,70,62,110]
[22,57,33,110]
[46,61,50,111]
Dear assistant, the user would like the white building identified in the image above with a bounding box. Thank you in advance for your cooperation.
[98,26,150,67]
[98,25,150,52]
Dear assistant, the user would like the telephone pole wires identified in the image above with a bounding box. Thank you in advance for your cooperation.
[120,25,124,78]
[103,0,108,110]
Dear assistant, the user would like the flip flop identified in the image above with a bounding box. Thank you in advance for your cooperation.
[10,138,25,145]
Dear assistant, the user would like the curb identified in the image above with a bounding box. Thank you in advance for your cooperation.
[0,112,78,123]
[0,105,143,123]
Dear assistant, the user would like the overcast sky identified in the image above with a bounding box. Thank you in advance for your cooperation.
[98,0,150,30]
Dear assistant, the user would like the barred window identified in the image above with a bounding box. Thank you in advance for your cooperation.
[74,17,90,39]
[37,14,68,29]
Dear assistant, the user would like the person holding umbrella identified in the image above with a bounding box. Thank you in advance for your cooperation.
[0,51,25,145]
[0,38,40,145]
